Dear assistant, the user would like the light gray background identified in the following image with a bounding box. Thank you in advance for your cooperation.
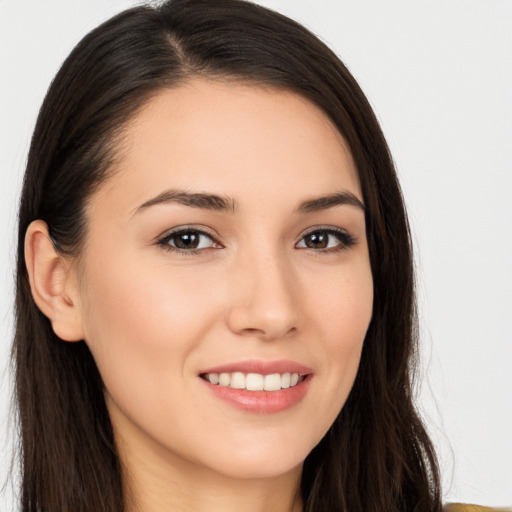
[1,1,511,509]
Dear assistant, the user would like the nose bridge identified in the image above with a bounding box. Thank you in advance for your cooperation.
[226,243,299,340]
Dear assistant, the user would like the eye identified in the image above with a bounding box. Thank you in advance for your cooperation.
[296,228,355,252]
[158,228,220,253]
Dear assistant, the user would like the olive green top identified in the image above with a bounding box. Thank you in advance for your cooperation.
[445,505,512,512]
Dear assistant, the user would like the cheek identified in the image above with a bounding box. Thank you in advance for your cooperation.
[309,257,373,350]
[303,259,373,421]
[78,253,219,403]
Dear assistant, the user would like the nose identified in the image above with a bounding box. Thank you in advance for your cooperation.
[225,251,299,341]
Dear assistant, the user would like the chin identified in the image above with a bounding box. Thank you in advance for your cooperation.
[210,454,304,481]
[192,433,313,481]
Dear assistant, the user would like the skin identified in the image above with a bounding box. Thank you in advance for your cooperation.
[26,80,373,512]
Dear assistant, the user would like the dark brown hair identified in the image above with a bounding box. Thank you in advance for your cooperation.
[13,0,442,510]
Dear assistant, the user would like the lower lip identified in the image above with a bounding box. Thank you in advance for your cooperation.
[201,376,312,414]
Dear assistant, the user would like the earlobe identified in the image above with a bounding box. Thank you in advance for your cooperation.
[24,220,85,342]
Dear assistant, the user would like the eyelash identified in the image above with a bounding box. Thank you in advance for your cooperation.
[157,227,221,255]
[297,227,356,253]
[157,226,356,255]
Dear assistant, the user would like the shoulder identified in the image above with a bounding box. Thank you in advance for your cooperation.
[444,505,512,512]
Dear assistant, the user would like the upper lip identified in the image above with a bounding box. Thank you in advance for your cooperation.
[199,359,313,376]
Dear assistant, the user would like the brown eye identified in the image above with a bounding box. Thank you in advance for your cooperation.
[173,231,201,249]
[296,229,355,251]
[303,231,330,249]
[160,230,217,251]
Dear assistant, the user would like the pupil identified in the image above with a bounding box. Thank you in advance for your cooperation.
[176,232,199,249]
[307,232,328,249]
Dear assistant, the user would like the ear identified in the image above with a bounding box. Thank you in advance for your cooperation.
[24,220,85,342]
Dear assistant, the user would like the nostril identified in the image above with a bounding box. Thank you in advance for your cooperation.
[237,325,297,341]
[224,275,299,340]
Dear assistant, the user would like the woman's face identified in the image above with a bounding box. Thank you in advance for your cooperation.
[74,80,373,481]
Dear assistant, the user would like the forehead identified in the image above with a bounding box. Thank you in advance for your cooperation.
[95,79,361,211]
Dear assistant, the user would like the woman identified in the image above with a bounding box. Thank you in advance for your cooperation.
[13,0,441,510]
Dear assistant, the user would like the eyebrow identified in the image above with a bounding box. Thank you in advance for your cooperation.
[134,189,236,214]
[295,191,365,214]
[133,188,364,215]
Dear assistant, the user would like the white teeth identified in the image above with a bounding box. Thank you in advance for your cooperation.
[204,371,304,391]
[219,373,230,386]
[263,373,281,391]
[230,372,246,389]
[246,373,264,391]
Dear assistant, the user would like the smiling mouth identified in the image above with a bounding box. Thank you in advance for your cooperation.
[200,372,307,391]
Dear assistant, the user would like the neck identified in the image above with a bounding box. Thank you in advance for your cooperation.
[126,462,302,512]
[122,444,303,512]
[113,412,303,512]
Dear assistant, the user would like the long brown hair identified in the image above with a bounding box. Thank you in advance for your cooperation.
[13,1,442,510]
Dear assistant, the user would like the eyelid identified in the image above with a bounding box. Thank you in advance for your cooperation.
[157,224,219,240]
[295,226,356,250]
[156,225,223,251]
[297,225,353,239]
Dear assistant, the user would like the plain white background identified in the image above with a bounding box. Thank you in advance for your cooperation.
[1,1,511,509]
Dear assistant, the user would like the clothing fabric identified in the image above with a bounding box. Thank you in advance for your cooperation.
[445,505,512,512]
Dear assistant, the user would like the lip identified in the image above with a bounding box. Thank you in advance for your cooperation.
[200,359,313,376]
[199,359,313,414]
